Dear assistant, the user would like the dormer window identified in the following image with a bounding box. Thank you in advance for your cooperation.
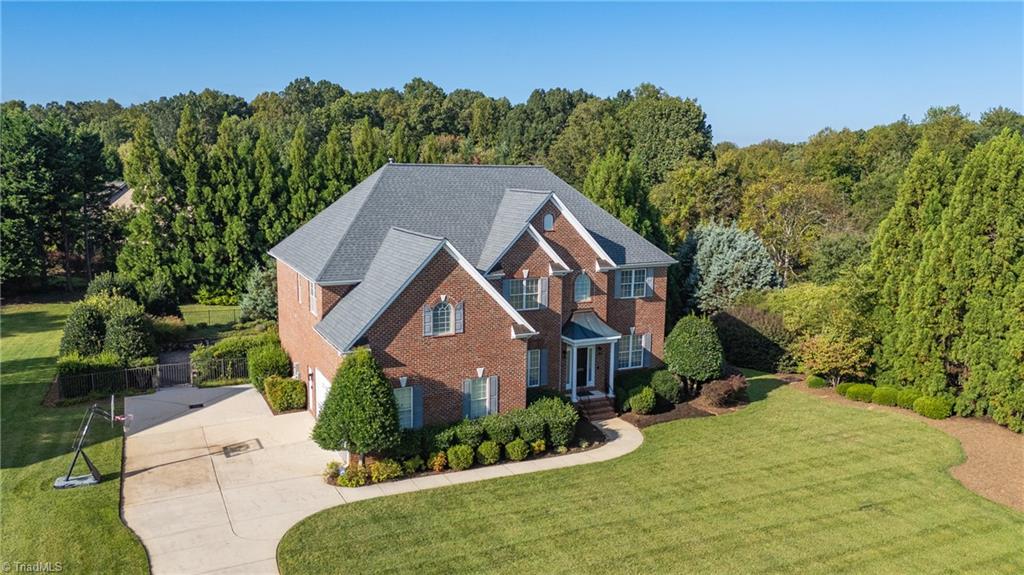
[432,301,452,335]
[543,213,554,231]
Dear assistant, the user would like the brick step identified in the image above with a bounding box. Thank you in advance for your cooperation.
[576,398,617,421]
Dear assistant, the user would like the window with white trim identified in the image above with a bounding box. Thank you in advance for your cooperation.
[308,281,317,315]
[469,377,489,419]
[432,302,452,335]
[526,349,541,388]
[574,272,591,302]
[618,269,647,299]
[393,387,414,429]
[508,278,540,310]
[292,363,301,379]
[543,213,554,231]
[296,273,302,303]
[617,334,645,369]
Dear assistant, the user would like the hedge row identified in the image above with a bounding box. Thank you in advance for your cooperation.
[835,382,953,420]
[264,376,306,412]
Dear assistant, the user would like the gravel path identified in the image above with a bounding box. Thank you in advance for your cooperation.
[792,380,1024,512]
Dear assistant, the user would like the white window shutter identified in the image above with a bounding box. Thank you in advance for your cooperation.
[539,277,549,307]
[614,270,623,298]
[487,375,499,414]
[454,301,464,333]
[422,305,433,336]
[645,268,654,298]
[642,332,652,367]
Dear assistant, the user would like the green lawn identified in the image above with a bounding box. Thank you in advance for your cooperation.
[0,303,149,573]
[278,374,1024,574]
[180,303,241,339]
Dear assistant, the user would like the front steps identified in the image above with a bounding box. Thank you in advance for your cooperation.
[576,396,617,421]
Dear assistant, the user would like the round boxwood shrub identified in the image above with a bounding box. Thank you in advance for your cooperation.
[845,383,876,402]
[86,271,136,300]
[481,413,516,445]
[871,386,900,406]
[650,370,682,404]
[835,382,855,397]
[505,438,529,461]
[805,375,828,389]
[630,386,656,415]
[511,409,544,443]
[102,297,155,361]
[897,388,923,409]
[664,315,724,385]
[247,344,291,392]
[454,419,485,448]
[913,396,953,419]
[476,440,501,465]
[60,303,106,356]
[264,376,306,412]
[447,444,474,471]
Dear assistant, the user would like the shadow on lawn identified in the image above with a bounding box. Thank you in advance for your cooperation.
[0,310,66,337]
[745,375,787,403]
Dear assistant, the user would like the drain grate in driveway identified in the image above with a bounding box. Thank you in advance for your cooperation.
[222,438,263,458]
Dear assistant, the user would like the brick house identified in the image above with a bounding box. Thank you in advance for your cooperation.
[269,163,675,429]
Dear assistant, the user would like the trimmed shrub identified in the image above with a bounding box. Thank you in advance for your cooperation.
[264,376,306,411]
[337,463,370,488]
[871,386,900,406]
[191,331,279,362]
[247,344,291,392]
[195,287,238,306]
[712,305,793,372]
[447,444,474,471]
[614,369,655,411]
[664,315,724,385]
[630,386,656,415]
[390,429,425,460]
[428,451,447,472]
[897,388,923,409]
[530,439,546,454]
[86,272,136,300]
[56,351,123,376]
[429,426,458,454]
[505,438,529,461]
[526,386,565,405]
[806,375,828,389]
[138,275,182,318]
[368,459,404,483]
[913,396,953,420]
[454,419,485,448]
[846,383,876,403]
[511,409,545,443]
[60,303,106,356]
[102,298,155,361]
[476,440,501,465]
[701,375,748,407]
[402,456,424,475]
[529,396,578,447]
[650,370,682,404]
[151,315,187,345]
[836,382,855,397]
[481,413,516,445]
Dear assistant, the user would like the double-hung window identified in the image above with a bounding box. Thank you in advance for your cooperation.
[526,349,542,388]
[393,387,414,429]
[617,269,648,299]
[508,278,540,310]
[308,281,317,315]
[468,377,490,419]
[617,334,645,369]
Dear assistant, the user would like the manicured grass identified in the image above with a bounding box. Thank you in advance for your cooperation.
[279,373,1023,574]
[0,303,148,573]
[180,303,240,339]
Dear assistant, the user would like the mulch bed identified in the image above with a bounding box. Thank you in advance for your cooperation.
[791,378,1024,512]
[620,401,714,429]
[575,419,607,445]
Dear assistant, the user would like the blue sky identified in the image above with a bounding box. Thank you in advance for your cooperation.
[2,2,1021,145]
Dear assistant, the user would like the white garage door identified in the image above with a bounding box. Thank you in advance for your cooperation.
[315,368,331,417]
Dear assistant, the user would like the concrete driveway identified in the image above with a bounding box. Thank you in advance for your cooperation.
[123,385,340,575]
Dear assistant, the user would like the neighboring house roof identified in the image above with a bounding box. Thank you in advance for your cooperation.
[315,227,536,353]
[106,181,136,209]
[269,163,675,285]
[561,310,622,344]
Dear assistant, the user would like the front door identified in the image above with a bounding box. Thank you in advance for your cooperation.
[576,347,595,388]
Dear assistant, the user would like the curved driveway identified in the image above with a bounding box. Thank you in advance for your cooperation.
[123,385,643,575]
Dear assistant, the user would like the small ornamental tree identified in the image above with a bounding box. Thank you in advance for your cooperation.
[311,348,400,463]
[794,330,871,386]
[664,315,723,393]
[60,302,106,356]
[240,265,278,322]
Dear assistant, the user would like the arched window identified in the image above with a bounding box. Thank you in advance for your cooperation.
[574,272,592,302]
[432,302,453,335]
[543,213,554,231]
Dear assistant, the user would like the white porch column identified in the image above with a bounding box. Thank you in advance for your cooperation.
[569,343,578,402]
[608,341,616,398]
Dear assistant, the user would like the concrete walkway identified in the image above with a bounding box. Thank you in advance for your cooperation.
[123,385,643,575]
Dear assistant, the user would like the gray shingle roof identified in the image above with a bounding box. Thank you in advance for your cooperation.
[269,164,675,284]
[314,228,444,352]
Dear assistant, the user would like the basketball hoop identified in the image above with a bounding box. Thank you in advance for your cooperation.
[53,403,128,489]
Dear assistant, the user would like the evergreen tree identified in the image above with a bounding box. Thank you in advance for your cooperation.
[286,121,317,226]
[387,121,417,163]
[582,148,663,247]
[351,117,387,180]
[173,104,210,293]
[678,221,781,314]
[254,127,288,245]
[315,123,353,204]
[0,105,48,286]
[212,115,261,290]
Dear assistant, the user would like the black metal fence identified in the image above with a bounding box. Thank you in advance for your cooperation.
[55,358,248,401]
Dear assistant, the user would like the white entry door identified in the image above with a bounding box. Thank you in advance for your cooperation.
[315,368,331,417]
